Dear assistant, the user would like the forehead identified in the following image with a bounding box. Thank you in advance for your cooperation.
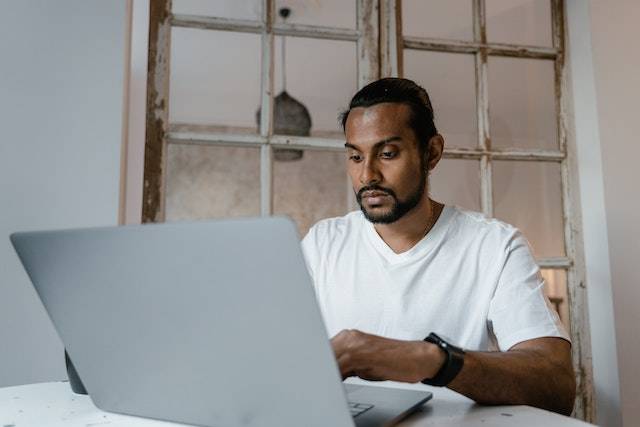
[344,102,414,143]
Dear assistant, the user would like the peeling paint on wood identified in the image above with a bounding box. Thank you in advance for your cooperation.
[259,0,275,216]
[166,128,567,162]
[380,0,402,78]
[472,0,493,218]
[404,37,558,60]
[171,14,360,42]
[171,14,263,34]
[554,0,596,420]
[142,0,171,223]
[537,256,572,269]
[273,22,359,41]
[357,0,380,88]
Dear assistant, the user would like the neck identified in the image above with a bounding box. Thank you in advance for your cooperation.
[373,197,444,254]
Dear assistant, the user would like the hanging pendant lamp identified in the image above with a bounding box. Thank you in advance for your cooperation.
[256,7,311,161]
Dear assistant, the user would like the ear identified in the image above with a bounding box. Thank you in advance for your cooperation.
[426,134,444,172]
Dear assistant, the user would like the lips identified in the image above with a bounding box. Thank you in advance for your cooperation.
[361,191,391,206]
[362,191,390,199]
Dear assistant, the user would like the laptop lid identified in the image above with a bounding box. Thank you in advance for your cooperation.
[11,217,354,427]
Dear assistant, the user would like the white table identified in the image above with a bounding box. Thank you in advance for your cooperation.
[0,381,595,427]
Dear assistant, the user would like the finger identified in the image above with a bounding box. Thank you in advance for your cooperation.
[358,374,384,381]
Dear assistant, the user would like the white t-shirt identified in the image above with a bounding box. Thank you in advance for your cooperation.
[301,206,569,352]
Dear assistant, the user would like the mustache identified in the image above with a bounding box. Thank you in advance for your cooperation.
[356,185,397,201]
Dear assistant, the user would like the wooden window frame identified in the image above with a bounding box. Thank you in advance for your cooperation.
[143,0,378,223]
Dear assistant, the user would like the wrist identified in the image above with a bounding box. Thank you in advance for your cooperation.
[416,341,446,381]
[421,333,465,387]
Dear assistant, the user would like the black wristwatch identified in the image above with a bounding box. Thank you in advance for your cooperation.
[421,332,465,387]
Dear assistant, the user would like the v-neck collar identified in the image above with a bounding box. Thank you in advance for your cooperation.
[363,205,456,266]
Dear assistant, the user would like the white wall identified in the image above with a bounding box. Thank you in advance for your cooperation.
[0,1,129,386]
[588,1,640,426]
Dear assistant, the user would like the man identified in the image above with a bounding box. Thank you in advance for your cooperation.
[301,78,576,415]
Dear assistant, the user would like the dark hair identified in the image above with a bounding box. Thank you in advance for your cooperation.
[339,78,438,156]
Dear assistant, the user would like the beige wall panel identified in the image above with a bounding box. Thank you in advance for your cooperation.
[165,145,261,220]
[166,145,348,237]
[274,150,349,237]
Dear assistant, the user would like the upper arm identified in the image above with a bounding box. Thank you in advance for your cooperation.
[488,232,570,351]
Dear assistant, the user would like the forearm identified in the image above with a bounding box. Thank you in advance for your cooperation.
[448,345,576,415]
[331,331,576,416]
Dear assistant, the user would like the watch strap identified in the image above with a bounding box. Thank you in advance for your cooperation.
[421,332,465,387]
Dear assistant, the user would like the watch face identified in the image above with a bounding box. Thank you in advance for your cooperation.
[427,333,464,353]
[434,333,458,346]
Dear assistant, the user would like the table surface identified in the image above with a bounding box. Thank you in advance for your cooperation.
[0,381,595,427]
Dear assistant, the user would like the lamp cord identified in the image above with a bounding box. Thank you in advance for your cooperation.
[281,33,286,92]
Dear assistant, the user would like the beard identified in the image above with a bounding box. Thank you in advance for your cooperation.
[356,168,427,224]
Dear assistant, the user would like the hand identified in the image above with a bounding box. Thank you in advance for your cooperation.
[330,329,446,383]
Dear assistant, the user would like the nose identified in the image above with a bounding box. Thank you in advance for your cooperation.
[359,158,381,186]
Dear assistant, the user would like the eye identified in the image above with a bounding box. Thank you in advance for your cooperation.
[380,151,397,159]
[348,153,363,162]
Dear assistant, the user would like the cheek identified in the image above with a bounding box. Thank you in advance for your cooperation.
[389,162,414,180]
[346,164,360,187]
[394,165,423,189]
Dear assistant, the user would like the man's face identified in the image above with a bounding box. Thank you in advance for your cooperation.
[344,102,427,224]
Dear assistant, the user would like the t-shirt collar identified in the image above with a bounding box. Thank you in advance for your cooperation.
[363,205,456,265]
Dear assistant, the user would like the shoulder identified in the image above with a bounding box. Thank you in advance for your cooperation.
[301,211,365,275]
[302,210,364,248]
[446,206,523,251]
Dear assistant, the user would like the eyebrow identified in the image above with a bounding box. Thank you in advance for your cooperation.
[344,136,403,151]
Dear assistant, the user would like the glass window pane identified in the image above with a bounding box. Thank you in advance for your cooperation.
[488,57,557,150]
[169,28,261,131]
[493,161,565,257]
[172,0,261,21]
[273,149,349,237]
[486,0,553,47]
[275,37,356,137]
[165,144,261,220]
[541,269,569,329]
[402,0,473,41]
[431,159,480,212]
[275,1,356,29]
[404,51,478,148]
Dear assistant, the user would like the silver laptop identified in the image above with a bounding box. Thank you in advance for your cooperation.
[11,217,431,427]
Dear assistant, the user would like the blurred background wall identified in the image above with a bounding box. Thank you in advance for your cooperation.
[0,0,129,386]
